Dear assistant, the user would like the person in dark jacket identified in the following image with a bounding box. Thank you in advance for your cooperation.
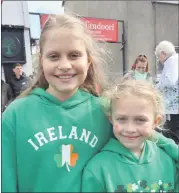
[1,79,14,112]
[9,63,31,98]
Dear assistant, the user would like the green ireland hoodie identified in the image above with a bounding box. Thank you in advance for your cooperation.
[2,88,113,192]
[82,138,178,192]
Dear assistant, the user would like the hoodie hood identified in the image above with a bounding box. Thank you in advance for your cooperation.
[30,88,93,109]
[101,138,157,164]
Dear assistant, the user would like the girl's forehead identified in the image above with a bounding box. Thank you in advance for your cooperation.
[112,95,153,110]
[47,27,84,40]
[42,27,86,52]
[112,97,154,118]
[136,61,147,66]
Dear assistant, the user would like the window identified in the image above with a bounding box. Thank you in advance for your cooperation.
[29,14,41,40]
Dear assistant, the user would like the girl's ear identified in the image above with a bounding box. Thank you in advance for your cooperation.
[153,115,162,129]
[88,56,92,65]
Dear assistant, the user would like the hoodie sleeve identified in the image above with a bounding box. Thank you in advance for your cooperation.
[2,110,18,192]
[154,131,179,192]
[155,131,179,164]
[81,168,105,192]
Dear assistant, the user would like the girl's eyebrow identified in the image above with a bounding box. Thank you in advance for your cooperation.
[45,50,59,55]
[114,114,127,117]
[134,115,149,119]
[68,49,84,53]
[45,49,85,55]
[114,114,149,118]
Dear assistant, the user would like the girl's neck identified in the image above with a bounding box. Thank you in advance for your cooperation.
[131,143,145,158]
[46,86,78,101]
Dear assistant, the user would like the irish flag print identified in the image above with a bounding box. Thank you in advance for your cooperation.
[54,144,79,172]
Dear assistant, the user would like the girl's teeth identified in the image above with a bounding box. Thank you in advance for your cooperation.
[58,76,72,79]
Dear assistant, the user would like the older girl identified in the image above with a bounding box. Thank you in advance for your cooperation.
[2,13,113,192]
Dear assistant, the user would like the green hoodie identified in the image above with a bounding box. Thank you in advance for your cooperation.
[82,138,178,192]
[2,88,113,192]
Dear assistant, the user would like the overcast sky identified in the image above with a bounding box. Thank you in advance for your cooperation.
[28,1,64,39]
[27,1,64,14]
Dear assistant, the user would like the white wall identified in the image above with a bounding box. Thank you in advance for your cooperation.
[2,1,32,76]
[2,1,27,27]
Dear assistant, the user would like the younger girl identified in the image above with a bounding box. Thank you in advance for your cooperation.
[124,55,153,83]
[82,80,178,192]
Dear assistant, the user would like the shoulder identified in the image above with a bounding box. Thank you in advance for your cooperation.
[2,95,33,126]
[155,143,176,164]
[23,75,31,81]
[86,137,116,171]
[146,72,153,80]
[124,70,133,76]
[3,94,36,115]
[9,77,15,83]
[84,150,112,172]
[147,72,152,77]
[123,70,134,79]
[81,90,102,108]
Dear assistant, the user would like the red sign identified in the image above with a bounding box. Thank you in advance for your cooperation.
[40,15,118,42]
[40,14,49,29]
[40,14,55,29]
[82,17,118,42]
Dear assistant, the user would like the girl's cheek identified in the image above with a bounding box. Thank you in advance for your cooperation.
[140,126,153,137]
[113,124,121,132]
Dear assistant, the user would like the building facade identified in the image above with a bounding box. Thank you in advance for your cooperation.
[63,1,179,78]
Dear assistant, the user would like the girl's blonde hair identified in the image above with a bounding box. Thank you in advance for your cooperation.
[19,13,110,98]
[101,79,166,128]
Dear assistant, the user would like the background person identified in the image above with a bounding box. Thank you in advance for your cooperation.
[155,40,179,144]
[1,79,13,112]
[124,55,153,83]
[9,63,31,98]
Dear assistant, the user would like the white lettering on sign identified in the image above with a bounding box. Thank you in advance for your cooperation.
[84,21,115,31]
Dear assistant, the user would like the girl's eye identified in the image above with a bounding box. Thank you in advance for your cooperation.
[48,55,59,60]
[135,119,147,124]
[117,117,127,123]
[70,53,81,59]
